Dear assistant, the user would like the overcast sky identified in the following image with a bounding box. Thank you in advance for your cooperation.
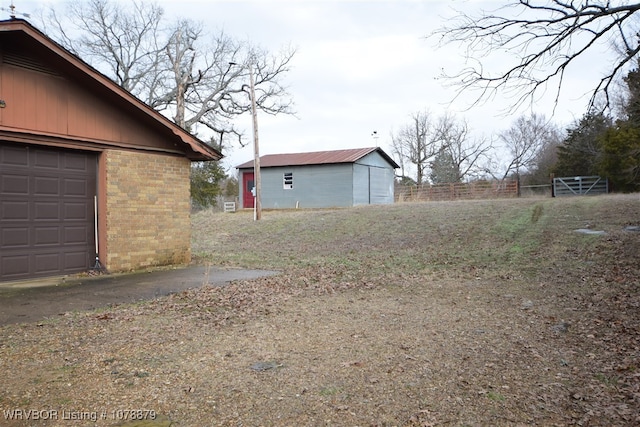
[15,0,614,172]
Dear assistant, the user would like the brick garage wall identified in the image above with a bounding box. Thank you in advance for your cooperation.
[104,149,191,271]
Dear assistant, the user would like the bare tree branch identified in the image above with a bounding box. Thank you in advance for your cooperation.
[496,113,560,181]
[43,0,167,96]
[392,112,482,184]
[391,111,441,184]
[432,1,640,113]
[437,115,493,182]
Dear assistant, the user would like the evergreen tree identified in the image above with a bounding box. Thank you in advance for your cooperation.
[190,161,227,209]
[623,66,640,126]
[554,111,611,177]
[430,149,460,184]
[599,123,640,192]
[597,62,640,191]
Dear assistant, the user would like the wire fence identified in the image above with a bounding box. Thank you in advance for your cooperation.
[395,180,519,202]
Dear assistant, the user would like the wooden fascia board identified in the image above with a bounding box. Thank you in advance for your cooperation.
[0,128,206,159]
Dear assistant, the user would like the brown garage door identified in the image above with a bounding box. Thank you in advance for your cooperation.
[0,141,97,281]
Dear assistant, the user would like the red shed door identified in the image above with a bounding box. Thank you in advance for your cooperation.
[0,142,97,282]
[242,172,255,209]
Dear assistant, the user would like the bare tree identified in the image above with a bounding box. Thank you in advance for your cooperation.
[489,113,561,183]
[392,111,441,185]
[152,20,295,148]
[526,131,561,185]
[162,20,202,129]
[433,1,640,112]
[40,0,295,150]
[392,112,489,184]
[41,0,166,96]
[434,115,492,182]
[390,130,409,182]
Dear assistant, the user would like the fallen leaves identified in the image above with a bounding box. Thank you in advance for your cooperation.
[1,195,639,425]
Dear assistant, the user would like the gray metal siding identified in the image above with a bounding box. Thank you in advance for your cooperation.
[260,164,354,208]
[238,150,397,209]
[369,166,395,204]
[354,152,396,205]
[357,151,392,168]
[353,163,395,205]
[353,164,370,205]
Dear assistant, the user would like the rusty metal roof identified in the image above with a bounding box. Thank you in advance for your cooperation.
[236,147,399,169]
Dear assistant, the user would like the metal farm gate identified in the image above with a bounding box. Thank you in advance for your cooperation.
[553,176,608,197]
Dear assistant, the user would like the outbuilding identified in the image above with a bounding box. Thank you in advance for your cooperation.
[0,19,221,282]
[236,147,398,209]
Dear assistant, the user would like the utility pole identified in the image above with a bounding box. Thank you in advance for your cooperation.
[229,60,262,220]
[248,63,261,220]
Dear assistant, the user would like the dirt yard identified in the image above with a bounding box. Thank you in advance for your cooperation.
[1,194,638,426]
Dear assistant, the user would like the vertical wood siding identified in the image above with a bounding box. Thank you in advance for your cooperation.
[0,61,175,151]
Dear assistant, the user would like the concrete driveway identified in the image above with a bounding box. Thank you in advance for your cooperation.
[0,266,278,326]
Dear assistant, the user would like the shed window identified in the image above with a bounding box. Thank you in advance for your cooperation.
[283,172,293,189]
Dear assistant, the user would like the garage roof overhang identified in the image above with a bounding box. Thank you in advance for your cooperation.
[0,19,222,162]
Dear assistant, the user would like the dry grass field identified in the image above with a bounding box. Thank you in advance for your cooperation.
[1,194,639,426]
